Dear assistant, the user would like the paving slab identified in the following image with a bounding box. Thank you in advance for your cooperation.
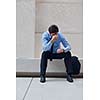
[24,78,83,100]
[16,78,32,100]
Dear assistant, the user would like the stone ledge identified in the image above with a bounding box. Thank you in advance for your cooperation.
[16,58,83,73]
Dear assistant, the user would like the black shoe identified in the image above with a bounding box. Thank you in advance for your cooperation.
[40,75,46,83]
[66,74,73,83]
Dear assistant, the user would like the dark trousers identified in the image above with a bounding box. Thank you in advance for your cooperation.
[40,51,73,76]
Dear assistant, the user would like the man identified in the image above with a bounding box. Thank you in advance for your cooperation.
[40,25,73,83]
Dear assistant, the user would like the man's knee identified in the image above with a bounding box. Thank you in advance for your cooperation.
[41,51,50,58]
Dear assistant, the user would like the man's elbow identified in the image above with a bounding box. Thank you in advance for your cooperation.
[66,45,71,50]
[69,46,71,50]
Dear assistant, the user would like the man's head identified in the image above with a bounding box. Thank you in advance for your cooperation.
[48,25,59,36]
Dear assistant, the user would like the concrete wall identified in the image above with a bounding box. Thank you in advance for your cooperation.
[35,0,83,58]
[16,0,35,58]
[16,0,83,59]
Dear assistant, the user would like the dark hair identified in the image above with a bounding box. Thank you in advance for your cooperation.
[48,25,59,33]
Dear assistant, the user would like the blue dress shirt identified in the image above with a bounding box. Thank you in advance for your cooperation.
[42,31,71,53]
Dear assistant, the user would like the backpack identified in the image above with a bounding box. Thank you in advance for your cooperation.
[71,56,81,75]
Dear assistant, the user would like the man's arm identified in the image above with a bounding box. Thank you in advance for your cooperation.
[42,32,58,51]
[60,33,71,52]
[42,33,52,51]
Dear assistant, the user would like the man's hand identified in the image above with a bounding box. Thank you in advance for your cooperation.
[57,49,64,53]
[51,35,58,43]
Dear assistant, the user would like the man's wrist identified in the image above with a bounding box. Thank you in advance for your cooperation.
[50,40,54,44]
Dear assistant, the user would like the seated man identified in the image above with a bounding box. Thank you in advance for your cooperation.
[40,25,73,83]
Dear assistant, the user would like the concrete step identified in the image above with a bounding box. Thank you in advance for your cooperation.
[16,58,83,77]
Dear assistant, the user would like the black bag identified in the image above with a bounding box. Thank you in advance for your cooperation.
[71,56,81,75]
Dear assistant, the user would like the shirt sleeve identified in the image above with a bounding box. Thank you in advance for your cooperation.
[60,33,71,52]
[42,32,52,51]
